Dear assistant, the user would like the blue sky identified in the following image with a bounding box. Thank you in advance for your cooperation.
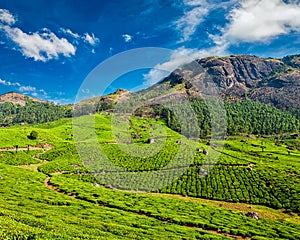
[0,0,300,104]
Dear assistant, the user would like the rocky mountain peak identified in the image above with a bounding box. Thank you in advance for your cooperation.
[160,54,299,111]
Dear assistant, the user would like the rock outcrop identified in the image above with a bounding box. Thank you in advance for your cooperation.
[161,54,299,111]
[0,92,47,106]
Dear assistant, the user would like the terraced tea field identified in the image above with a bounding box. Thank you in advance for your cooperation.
[0,115,299,239]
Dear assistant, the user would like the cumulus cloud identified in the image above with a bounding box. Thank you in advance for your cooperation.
[143,45,228,86]
[0,9,99,61]
[84,33,99,46]
[0,9,76,61]
[122,34,133,42]
[175,0,209,42]
[0,9,16,25]
[220,0,300,43]
[1,26,76,61]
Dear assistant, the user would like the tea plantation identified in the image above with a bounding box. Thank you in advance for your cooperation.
[0,115,299,239]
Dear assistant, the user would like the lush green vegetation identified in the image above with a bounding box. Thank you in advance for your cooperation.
[158,137,300,212]
[0,150,40,165]
[161,100,299,137]
[50,173,300,240]
[0,100,72,126]
[0,113,299,239]
[0,165,225,240]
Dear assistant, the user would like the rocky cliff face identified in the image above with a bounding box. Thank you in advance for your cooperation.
[0,92,46,106]
[249,69,300,110]
[162,54,299,111]
[197,55,283,92]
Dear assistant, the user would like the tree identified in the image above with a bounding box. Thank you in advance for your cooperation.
[28,130,38,140]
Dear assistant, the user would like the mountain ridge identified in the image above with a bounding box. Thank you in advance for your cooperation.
[158,54,300,111]
[1,54,299,112]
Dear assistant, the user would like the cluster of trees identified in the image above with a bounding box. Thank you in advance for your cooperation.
[161,100,299,137]
[0,100,73,126]
[74,98,116,117]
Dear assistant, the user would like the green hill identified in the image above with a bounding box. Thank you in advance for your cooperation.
[0,115,299,239]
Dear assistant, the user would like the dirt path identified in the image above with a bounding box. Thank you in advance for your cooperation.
[15,144,54,172]
[0,144,53,152]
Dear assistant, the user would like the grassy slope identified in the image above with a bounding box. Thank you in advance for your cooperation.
[0,115,299,239]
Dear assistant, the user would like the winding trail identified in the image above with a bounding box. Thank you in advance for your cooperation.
[10,144,54,172]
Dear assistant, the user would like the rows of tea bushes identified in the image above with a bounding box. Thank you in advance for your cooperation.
[160,166,287,209]
[0,150,40,165]
[0,164,224,240]
[50,173,300,240]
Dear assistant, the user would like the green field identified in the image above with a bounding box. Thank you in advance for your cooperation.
[0,115,299,239]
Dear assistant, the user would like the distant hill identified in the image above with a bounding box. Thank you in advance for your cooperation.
[74,88,130,115]
[0,92,72,126]
[0,92,47,106]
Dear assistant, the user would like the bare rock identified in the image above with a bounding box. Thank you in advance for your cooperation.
[245,211,259,220]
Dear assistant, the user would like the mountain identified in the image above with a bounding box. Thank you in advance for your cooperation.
[0,92,47,106]
[162,54,300,111]
[78,54,299,113]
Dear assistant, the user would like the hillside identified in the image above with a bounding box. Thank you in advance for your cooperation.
[78,54,299,114]
[0,94,72,126]
[73,54,299,138]
[0,92,47,106]
[162,54,300,111]
[0,116,299,239]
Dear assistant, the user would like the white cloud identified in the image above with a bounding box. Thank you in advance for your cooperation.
[0,9,99,61]
[0,9,16,25]
[61,28,100,46]
[143,45,228,86]
[183,0,207,7]
[220,0,300,43]
[18,85,48,98]
[0,78,21,87]
[84,33,99,46]
[1,26,76,61]
[175,0,209,42]
[122,34,133,42]
[0,77,48,98]
[60,28,80,39]
[18,85,36,92]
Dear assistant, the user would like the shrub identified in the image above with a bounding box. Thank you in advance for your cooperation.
[28,130,38,140]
